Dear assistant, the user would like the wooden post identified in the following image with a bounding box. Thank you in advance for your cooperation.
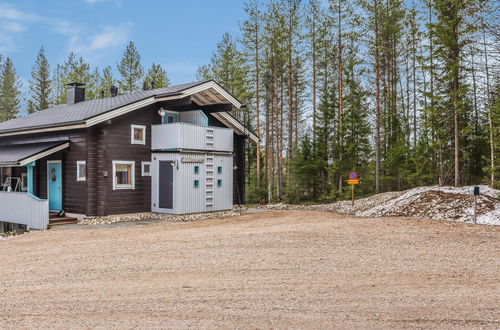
[473,195,477,224]
[351,184,355,206]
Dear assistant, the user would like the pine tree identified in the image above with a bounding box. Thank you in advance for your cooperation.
[117,41,144,93]
[98,66,115,98]
[242,0,264,192]
[0,58,21,122]
[53,53,99,104]
[143,63,170,90]
[431,0,482,186]
[305,0,324,142]
[28,46,52,112]
[198,33,250,121]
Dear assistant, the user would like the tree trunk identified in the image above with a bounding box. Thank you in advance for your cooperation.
[255,31,262,190]
[375,0,381,193]
[483,29,494,185]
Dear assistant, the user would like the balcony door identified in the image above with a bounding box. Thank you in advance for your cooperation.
[163,113,178,124]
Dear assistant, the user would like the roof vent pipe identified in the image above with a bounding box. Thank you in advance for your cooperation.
[66,82,86,105]
[110,85,118,97]
[150,81,155,90]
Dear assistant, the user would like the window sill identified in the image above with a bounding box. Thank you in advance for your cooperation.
[113,185,135,190]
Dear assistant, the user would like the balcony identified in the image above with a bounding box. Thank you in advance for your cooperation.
[152,122,233,152]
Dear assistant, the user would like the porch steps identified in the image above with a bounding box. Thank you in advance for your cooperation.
[48,213,78,228]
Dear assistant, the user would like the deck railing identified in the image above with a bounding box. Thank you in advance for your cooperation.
[0,192,49,230]
[152,122,233,152]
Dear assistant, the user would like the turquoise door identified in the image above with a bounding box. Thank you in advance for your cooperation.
[48,162,62,210]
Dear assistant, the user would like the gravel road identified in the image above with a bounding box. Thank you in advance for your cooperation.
[1,211,498,329]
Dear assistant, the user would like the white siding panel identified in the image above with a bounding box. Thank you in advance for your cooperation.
[152,152,233,215]
[0,192,49,229]
[152,123,233,152]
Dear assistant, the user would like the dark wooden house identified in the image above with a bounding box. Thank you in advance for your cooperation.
[0,80,258,230]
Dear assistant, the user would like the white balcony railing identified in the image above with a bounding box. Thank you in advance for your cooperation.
[152,122,233,152]
[0,192,49,230]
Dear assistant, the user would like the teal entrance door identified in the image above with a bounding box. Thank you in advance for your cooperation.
[48,162,62,210]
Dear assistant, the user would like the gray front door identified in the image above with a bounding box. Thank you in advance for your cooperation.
[159,161,174,209]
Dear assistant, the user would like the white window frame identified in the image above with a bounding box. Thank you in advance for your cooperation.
[21,173,27,191]
[131,124,146,145]
[141,161,151,176]
[112,161,135,190]
[77,161,86,181]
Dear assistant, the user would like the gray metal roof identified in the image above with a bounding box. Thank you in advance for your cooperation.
[0,141,68,166]
[0,81,206,134]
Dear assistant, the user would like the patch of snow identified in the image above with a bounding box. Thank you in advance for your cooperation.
[355,185,500,225]
[243,185,500,226]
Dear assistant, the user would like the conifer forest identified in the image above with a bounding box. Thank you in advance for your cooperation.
[0,0,498,203]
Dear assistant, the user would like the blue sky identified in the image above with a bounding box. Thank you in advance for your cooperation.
[0,0,248,91]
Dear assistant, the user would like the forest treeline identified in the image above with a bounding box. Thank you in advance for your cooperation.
[0,0,498,204]
[0,41,170,120]
[198,0,499,203]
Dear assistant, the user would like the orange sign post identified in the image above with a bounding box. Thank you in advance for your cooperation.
[348,172,359,206]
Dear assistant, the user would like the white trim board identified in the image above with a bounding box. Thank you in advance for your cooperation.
[18,142,70,166]
[0,81,246,138]
[211,112,259,143]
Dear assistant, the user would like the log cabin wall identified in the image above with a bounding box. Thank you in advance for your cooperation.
[98,104,161,215]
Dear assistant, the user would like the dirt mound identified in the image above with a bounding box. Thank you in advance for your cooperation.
[355,186,500,225]
[241,185,500,225]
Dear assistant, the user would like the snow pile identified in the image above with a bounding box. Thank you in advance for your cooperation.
[351,185,499,225]
[242,185,500,225]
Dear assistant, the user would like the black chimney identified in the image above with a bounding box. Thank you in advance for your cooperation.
[100,90,105,98]
[110,85,118,97]
[150,81,155,90]
[66,82,85,104]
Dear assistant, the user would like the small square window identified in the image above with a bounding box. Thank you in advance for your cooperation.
[77,161,86,181]
[131,125,146,145]
[217,179,222,187]
[142,162,151,176]
[113,161,135,190]
[194,180,200,188]
[194,166,200,174]
[217,166,222,174]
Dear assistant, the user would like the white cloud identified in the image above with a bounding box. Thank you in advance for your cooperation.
[0,3,41,53]
[68,23,132,54]
[0,3,39,21]
[81,0,122,7]
[3,22,27,33]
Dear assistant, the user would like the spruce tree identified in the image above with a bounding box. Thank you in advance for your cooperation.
[28,46,52,112]
[0,58,21,122]
[117,41,144,93]
[143,63,170,90]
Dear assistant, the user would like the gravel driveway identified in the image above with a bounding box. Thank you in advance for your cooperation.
[0,210,498,329]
